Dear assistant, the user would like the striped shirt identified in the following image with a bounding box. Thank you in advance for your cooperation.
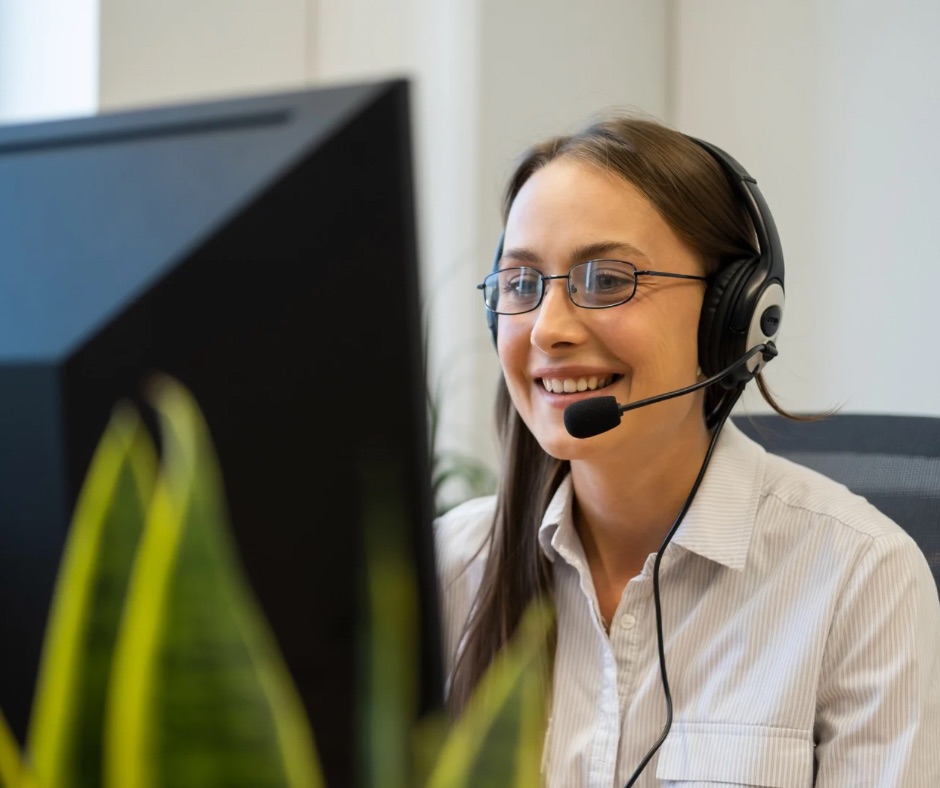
[435,420,940,786]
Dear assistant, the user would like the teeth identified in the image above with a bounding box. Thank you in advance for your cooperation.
[542,375,611,393]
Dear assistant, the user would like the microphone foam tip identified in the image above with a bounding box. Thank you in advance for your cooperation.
[563,396,621,439]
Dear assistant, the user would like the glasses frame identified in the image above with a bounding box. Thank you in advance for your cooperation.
[477,259,709,316]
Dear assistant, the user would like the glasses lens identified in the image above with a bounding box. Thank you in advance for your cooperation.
[484,268,542,314]
[571,260,637,307]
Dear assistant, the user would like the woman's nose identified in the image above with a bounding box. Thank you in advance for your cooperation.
[530,280,585,350]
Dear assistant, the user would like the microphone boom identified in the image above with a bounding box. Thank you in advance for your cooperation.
[562,343,775,439]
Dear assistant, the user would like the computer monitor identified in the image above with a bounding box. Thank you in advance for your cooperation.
[0,78,442,785]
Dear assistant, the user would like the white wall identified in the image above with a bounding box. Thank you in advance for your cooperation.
[2,0,938,480]
[97,0,309,111]
[672,0,940,419]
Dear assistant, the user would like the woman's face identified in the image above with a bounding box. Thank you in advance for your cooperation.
[497,156,709,461]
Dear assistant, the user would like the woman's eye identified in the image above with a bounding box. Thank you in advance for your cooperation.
[505,272,540,296]
[588,271,632,292]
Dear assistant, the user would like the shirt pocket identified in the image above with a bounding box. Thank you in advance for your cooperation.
[655,721,814,787]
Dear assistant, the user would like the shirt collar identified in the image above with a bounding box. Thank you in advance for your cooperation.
[536,419,767,571]
[669,419,766,570]
[537,474,572,563]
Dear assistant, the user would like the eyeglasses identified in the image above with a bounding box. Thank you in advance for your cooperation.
[477,259,708,315]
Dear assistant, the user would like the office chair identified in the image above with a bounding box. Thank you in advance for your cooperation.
[733,413,940,593]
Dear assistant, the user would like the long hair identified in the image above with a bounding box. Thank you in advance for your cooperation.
[447,113,784,714]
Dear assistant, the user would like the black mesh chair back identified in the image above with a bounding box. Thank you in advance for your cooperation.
[733,413,940,593]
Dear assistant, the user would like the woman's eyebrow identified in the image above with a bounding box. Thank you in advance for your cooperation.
[501,240,650,267]
[569,240,649,262]
[500,246,541,266]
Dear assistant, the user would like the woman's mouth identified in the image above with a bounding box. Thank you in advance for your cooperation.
[539,374,619,394]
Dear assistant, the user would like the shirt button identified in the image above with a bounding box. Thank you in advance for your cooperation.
[619,614,636,630]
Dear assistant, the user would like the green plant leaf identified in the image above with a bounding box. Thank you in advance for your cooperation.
[410,710,449,788]
[426,599,553,788]
[0,709,17,788]
[105,375,324,788]
[27,404,157,788]
[1,707,28,788]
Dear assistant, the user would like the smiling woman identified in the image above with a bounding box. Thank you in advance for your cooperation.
[496,157,713,466]
[434,112,940,787]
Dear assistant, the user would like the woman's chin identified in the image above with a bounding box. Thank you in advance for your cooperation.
[534,427,612,462]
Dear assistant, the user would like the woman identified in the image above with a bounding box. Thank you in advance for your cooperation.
[435,113,940,786]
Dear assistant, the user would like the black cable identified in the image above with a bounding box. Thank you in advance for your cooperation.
[622,382,746,787]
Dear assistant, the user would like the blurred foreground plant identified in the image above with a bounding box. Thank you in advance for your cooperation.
[0,376,550,787]
[1,377,322,788]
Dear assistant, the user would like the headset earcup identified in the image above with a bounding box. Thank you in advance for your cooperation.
[698,257,756,381]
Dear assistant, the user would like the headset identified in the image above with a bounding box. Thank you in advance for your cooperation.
[484,136,785,388]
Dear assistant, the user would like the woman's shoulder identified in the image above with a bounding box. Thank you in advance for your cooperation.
[433,496,497,668]
[727,420,911,543]
[759,449,921,549]
[434,494,497,574]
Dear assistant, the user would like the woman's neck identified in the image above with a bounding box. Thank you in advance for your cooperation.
[570,417,712,594]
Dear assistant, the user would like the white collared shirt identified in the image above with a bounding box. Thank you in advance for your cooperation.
[435,421,940,787]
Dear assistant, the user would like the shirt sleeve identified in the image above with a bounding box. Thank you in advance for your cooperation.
[814,529,940,786]
[433,496,494,684]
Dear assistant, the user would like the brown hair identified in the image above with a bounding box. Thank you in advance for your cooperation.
[448,112,807,714]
